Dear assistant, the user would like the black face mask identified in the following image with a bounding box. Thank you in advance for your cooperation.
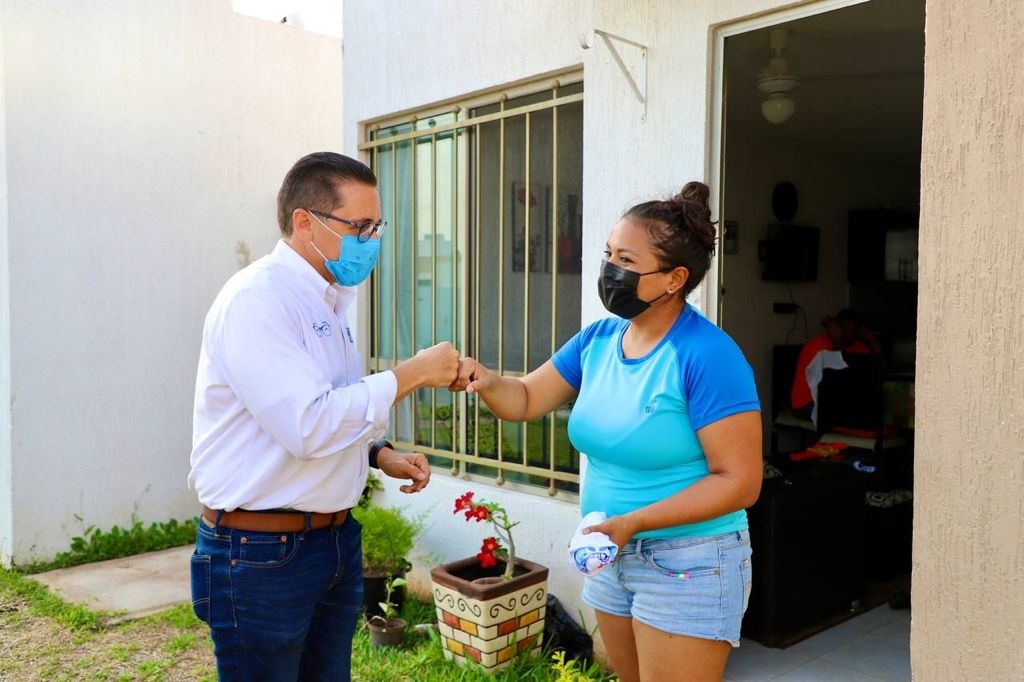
[597,261,669,319]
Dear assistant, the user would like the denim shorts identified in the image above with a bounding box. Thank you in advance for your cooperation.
[582,530,752,646]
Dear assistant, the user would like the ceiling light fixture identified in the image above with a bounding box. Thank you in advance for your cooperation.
[757,28,800,124]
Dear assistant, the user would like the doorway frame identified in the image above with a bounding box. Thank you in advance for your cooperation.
[704,0,872,324]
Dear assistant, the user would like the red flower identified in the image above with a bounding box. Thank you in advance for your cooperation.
[454,491,520,580]
[468,505,490,522]
[453,492,475,514]
[477,550,498,568]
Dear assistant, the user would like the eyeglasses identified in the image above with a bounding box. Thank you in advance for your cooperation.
[308,210,388,243]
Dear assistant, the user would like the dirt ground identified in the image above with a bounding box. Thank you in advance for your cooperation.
[0,589,215,682]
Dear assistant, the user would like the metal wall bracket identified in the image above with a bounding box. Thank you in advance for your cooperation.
[579,29,648,120]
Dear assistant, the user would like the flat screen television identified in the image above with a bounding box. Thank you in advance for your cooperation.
[759,224,819,282]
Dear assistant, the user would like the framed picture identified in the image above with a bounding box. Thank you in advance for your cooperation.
[510,181,549,272]
[557,192,583,273]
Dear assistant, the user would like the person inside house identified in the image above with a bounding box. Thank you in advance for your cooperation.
[188,152,460,681]
[450,182,762,682]
[790,308,881,417]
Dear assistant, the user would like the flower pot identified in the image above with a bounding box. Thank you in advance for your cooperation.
[366,616,407,647]
[430,557,549,673]
[363,569,407,618]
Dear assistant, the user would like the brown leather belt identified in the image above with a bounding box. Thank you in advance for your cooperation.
[202,505,349,532]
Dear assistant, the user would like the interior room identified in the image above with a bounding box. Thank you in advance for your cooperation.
[717,0,924,664]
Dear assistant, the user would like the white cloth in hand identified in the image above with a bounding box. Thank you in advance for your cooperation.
[568,511,618,577]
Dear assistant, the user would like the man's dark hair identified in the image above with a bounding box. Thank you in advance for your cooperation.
[277,152,377,236]
[835,308,863,326]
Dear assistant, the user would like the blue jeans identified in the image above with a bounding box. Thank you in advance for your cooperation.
[190,514,363,681]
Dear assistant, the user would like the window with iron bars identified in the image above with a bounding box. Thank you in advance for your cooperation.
[361,75,584,497]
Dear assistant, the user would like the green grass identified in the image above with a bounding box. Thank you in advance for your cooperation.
[108,643,139,663]
[0,566,216,681]
[146,603,201,630]
[0,565,103,630]
[2,565,611,681]
[165,631,198,655]
[351,597,614,681]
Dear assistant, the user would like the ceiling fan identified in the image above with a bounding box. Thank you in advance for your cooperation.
[749,26,924,126]
[757,28,801,124]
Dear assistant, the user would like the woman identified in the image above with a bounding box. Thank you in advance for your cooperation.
[451,182,762,682]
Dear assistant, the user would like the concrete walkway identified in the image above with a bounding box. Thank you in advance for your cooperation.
[29,545,194,622]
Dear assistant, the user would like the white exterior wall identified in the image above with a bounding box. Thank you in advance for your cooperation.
[0,0,341,565]
[343,0,828,640]
[0,5,12,562]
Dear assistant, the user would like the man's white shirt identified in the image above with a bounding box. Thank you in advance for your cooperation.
[189,239,397,512]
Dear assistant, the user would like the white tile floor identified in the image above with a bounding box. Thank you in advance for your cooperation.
[725,606,911,681]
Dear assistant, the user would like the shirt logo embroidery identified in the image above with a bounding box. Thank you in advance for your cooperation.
[313,321,332,337]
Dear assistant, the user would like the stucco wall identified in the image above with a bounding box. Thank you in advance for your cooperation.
[0,0,341,564]
[913,1,1024,678]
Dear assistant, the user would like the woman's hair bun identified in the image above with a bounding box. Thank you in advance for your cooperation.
[621,180,716,297]
[674,181,710,211]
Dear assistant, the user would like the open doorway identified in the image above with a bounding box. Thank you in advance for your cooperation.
[715,0,924,652]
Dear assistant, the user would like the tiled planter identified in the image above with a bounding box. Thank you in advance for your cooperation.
[430,557,549,673]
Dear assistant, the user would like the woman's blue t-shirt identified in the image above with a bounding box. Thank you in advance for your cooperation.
[552,305,760,539]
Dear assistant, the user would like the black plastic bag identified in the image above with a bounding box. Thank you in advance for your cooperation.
[542,594,593,665]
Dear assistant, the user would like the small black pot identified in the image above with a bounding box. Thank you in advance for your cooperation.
[362,570,407,619]
[366,616,407,647]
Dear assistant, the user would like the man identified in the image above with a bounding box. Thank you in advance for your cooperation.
[790,308,880,414]
[188,152,459,681]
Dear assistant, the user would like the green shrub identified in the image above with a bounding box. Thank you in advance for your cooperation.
[20,515,198,574]
[352,505,422,576]
[358,471,384,509]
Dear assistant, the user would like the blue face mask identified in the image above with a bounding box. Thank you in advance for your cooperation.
[309,213,381,286]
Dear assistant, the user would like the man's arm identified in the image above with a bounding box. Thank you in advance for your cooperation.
[390,342,461,404]
[215,291,411,459]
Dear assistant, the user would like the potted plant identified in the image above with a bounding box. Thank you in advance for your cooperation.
[352,503,421,618]
[365,575,408,647]
[430,491,549,673]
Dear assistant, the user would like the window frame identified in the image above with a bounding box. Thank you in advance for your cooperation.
[358,71,584,499]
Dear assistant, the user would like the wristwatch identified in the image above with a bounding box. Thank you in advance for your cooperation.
[368,439,393,469]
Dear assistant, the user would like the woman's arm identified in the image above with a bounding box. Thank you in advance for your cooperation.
[585,410,763,550]
[451,358,577,422]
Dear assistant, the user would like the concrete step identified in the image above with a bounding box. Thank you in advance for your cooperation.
[28,545,194,622]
